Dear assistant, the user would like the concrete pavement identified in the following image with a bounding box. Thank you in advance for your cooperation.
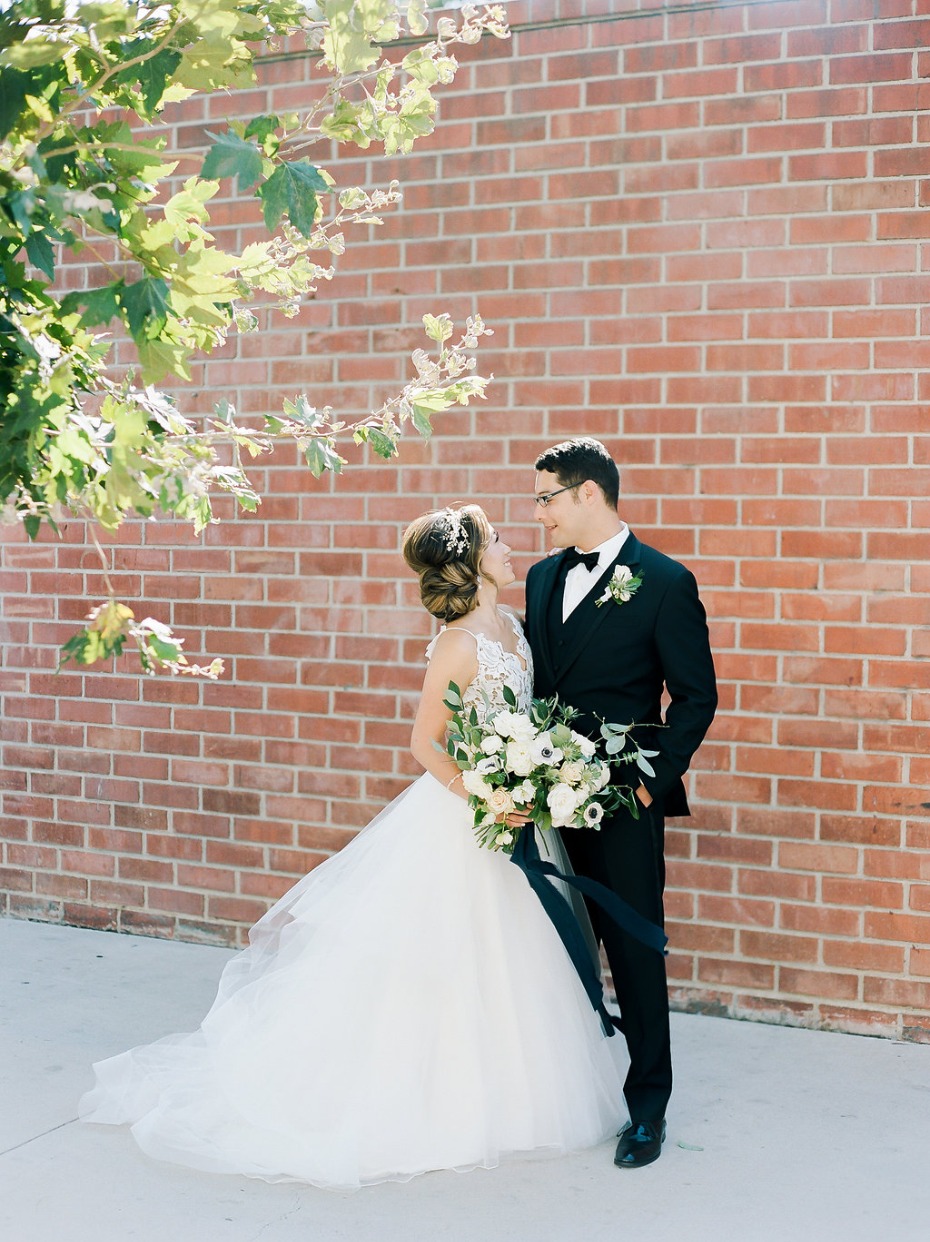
[2,915,928,1242]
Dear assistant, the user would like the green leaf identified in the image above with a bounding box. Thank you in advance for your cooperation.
[259,160,330,236]
[406,0,429,37]
[0,66,43,139]
[201,130,264,191]
[422,313,453,344]
[321,0,382,74]
[163,178,217,230]
[258,164,288,232]
[367,428,397,458]
[135,47,183,114]
[303,437,346,478]
[135,336,193,384]
[120,277,171,342]
[410,403,434,439]
[244,113,281,151]
[146,635,183,663]
[61,283,123,328]
[0,38,65,70]
[25,232,55,280]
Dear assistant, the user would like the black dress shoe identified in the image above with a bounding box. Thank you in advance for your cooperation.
[614,1119,666,1168]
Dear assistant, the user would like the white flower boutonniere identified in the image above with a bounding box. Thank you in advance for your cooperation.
[596,564,644,608]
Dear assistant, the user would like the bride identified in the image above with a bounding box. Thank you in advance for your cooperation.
[79,505,624,1189]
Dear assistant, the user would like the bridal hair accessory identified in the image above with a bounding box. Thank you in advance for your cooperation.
[439,508,470,558]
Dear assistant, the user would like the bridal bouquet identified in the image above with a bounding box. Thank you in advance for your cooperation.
[442,682,658,853]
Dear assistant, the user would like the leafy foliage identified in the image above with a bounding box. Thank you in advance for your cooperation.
[0,0,509,671]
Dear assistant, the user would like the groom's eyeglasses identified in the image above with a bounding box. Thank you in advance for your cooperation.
[533,482,583,508]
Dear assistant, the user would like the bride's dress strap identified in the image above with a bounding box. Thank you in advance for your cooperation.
[501,609,524,638]
[424,625,480,661]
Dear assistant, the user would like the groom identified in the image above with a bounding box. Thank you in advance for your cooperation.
[524,437,717,1169]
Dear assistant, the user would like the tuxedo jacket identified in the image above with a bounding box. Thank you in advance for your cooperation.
[524,532,717,818]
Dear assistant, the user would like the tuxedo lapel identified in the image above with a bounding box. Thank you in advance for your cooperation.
[551,533,644,684]
[528,553,563,683]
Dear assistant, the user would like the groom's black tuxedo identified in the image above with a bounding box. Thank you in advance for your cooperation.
[525,531,717,1123]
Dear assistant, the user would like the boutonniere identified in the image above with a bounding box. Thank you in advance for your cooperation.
[595,565,644,608]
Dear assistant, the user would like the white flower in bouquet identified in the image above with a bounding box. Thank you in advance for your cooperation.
[443,676,656,854]
[511,778,537,805]
[480,732,505,754]
[558,758,586,785]
[547,783,578,827]
[504,739,534,777]
[485,787,515,817]
[492,710,536,742]
[592,762,611,790]
[530,731,563,767]
[583,802,605,827]
[461,769,492,798]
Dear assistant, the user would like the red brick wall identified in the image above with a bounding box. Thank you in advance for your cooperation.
[2,0,929,1039]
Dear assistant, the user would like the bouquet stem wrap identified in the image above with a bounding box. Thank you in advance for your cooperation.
[509,827,668,1038]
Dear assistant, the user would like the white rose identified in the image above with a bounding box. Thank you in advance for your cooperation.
[461,769,491,797]
[486,787,514,817]
[612,565,633,588]
[504,739,534,778]
[592,763,611,791]
[480,733,504,754]
[576,735,596,759]
[530,732,564,767]
[509,714,538,744]
[511,779,537,806]
[559,759,586,785]
[547,783,578,827]
[491,710,522,738]
[495,830,514,848]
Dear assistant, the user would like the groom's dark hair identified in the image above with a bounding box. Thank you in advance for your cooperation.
[534,438,620,510]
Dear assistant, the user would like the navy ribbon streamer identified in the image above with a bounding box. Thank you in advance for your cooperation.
[509,827,668,1038]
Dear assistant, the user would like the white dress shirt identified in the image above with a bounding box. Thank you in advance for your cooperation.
[562,525,630,622]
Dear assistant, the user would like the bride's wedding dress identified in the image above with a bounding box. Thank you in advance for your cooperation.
[79,615,624,1189]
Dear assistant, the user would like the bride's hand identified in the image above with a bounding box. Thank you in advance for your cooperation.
[501,810,532,828]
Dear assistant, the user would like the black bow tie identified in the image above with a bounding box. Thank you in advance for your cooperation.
[562,547,600,573]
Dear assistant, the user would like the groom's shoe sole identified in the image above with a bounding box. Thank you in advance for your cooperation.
[613,1120,666,1168]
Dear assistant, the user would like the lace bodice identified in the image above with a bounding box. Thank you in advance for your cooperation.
[425,611,533,723]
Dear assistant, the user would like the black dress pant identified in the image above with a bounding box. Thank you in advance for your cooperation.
[563,801,671,1124]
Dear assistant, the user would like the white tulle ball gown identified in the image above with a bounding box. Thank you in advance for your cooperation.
[79,618,624,1189]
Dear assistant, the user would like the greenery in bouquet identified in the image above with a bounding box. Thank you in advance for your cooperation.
[441,682,659,854]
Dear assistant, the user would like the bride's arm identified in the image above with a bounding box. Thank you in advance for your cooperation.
[409,629,478,797]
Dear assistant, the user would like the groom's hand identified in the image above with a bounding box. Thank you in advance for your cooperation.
[635,784,653,808]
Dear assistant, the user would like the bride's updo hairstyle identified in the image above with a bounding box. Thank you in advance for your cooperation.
[402,505,491,622]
